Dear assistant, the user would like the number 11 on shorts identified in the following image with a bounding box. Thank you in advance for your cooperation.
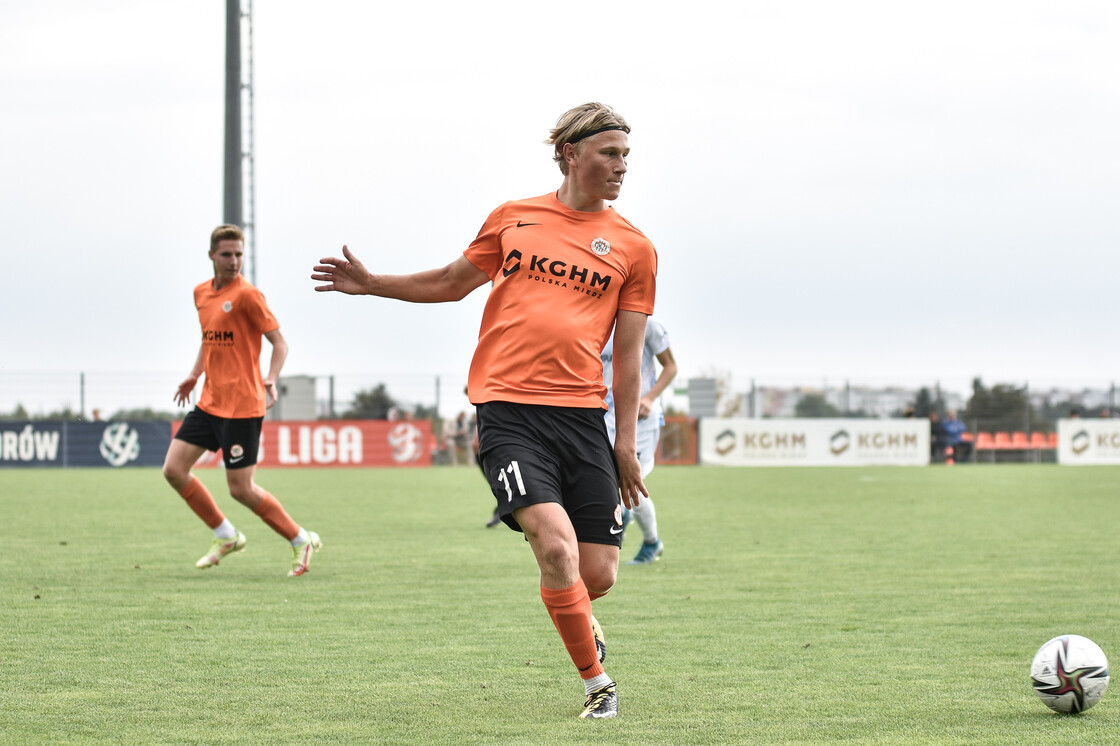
[498,460,526,502]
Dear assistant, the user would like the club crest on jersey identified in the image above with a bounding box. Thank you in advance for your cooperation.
[230,444,244,459]
[222,301,233,313]
[590,238,611,256]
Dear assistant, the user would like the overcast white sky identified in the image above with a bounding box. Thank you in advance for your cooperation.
[1,1,1117,418]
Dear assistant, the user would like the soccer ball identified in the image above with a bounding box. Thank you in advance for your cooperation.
[1030,634,1110,713]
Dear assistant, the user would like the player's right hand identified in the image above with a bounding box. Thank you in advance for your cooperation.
[173,377,197,407]
[312,245,371,295]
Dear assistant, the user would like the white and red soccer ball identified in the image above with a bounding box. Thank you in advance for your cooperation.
[1030,634,1110,714]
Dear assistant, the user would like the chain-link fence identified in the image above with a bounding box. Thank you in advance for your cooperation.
[3,370,1115,438]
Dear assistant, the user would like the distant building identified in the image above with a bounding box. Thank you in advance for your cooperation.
[696,381,965,418]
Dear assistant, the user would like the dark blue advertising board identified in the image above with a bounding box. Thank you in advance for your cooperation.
[0,421,171,467]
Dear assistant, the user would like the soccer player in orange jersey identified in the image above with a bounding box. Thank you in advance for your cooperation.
[312,103,656,719]
[163,225,322,577]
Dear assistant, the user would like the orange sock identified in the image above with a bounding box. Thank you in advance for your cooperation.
[177,476,224,530]
[541,579,603,680]
[252,491,300,541]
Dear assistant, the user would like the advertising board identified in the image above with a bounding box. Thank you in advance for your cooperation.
[699,418,930,466]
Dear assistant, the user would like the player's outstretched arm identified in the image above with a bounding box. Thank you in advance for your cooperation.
[312,246,489,303]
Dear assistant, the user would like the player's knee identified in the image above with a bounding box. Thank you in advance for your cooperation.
[162,462,188,489]
[583,566,617,598]
[227,484,255,505]
[541,542,579,574]
[586,582,614,601]
[527,536,580,583]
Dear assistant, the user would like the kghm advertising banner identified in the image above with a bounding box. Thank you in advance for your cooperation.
[175,419,432,468]
[1057,419,1120,465]
[0,421,171,468]
[699,418,930,466]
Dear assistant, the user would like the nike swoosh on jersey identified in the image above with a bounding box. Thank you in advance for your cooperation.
[609,525,624,535]
[516,221,541,228]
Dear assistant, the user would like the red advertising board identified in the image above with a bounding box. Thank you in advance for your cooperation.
[172,419,432,468]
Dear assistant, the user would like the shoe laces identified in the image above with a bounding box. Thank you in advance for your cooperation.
[584,684,616,709]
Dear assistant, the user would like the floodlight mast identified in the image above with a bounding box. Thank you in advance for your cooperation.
[223,0,256,284]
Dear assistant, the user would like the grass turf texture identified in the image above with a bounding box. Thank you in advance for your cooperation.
[2,465,1118,745]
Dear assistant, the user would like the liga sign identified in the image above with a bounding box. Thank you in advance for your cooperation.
[175,419,432,468]
[699,418,930,466]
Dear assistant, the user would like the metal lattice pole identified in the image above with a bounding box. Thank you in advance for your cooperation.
[242,0,256,285]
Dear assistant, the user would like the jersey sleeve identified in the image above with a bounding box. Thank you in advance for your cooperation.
[617,239,657,315]
[463,203,507,278]
[245,287,280,334]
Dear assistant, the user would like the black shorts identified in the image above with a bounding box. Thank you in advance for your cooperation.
[175,407,263,470]
[476,401,623,547]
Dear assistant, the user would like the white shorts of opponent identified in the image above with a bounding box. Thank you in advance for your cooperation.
[606,424,661,479]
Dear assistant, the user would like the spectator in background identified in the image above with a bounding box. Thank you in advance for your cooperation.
[443,416,461,465]
[942,410,970,463]
[467,410,478,459]
[928,411,948,462]
[450,411,470,465]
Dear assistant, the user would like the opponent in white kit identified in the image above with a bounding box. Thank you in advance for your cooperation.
[601,316,677,564]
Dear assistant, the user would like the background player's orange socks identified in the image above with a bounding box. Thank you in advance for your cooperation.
[541,579,604,680]
[253,491,300,541]
[177,476,224,529]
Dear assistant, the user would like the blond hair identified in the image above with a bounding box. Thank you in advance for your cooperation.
[209,224,244,253]
[546,102,630,175]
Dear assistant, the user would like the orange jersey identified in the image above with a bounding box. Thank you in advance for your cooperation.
[464,192,657,409]
[192,274,280,418]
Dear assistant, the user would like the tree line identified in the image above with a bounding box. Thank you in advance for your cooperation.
[795,378,1109,432]
[2,378,1110,431]
[0,383,436,423]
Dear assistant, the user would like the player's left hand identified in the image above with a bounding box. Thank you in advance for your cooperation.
[264,380,278,408]
[616,449,649,510]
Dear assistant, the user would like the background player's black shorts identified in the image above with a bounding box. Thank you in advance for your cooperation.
[476,401,623,547]
[174,407,262,470]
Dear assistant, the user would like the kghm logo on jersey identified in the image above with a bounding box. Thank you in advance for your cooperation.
[501,248,613,299]
[202,329,235,346]
[591,238,611,256]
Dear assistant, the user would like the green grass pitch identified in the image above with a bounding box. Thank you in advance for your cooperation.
[3,465,1118,744]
